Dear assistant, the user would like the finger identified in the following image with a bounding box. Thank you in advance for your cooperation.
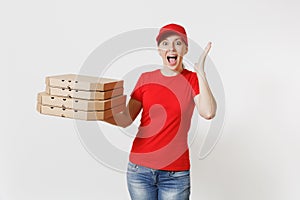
[198,42,212,64]
[205,42,212,53]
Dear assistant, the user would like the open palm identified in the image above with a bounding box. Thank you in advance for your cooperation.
[194,42,212,74]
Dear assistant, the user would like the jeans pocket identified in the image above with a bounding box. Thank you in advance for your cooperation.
[168,170,190,178]
[127,161,139,172]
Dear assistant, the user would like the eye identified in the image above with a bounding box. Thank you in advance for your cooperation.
[162,41,168,46]
[176,40,182,45]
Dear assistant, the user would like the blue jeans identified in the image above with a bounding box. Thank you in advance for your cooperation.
[127,161,190,200]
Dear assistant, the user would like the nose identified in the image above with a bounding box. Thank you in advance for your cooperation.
[168,42,175,51]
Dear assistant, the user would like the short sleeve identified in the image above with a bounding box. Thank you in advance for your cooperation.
[190,73,200,97]
[130,74,144,102]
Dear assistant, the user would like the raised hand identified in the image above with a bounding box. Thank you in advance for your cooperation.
[194,42,212,74]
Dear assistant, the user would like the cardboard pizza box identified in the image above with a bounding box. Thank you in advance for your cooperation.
[36,103,125,121]
[37,92,126,111]
[45,74,123,91]
[45,86,124,100]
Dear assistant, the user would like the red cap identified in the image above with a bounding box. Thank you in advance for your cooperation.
[156,23,188,46]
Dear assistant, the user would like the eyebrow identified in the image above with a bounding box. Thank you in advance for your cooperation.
[162,37,183,42]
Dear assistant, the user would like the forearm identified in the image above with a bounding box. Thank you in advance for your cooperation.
[103,98,142,127]
[104,111,133,128]
[195,72,217,119]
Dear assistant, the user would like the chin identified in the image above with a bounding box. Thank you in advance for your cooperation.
[166,63,181,71]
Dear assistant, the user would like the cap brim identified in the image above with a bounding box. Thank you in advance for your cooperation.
[156,30,187,46]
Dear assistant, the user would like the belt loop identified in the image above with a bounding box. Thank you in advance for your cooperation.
[150,169,155,175]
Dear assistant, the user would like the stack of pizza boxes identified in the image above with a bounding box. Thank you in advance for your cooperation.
[36,74,126,121]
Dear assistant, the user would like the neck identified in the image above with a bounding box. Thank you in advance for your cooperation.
[161,64,184,77]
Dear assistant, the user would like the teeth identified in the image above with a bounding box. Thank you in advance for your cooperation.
[167,56,177,62]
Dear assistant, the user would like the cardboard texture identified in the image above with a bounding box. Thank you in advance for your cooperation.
[46,86,124,100]
[36,103,125,120]
[37,74,126,121]
[45,74,123,91]
[37,92,126,111]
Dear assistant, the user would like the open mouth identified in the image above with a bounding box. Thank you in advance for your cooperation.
[167,55,178,65]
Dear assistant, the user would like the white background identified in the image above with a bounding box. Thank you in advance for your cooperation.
[1,0,300,199]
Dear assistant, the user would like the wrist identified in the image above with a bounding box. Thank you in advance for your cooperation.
[195,69,206,76]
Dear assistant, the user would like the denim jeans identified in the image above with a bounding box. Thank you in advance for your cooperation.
[126,161,191,200]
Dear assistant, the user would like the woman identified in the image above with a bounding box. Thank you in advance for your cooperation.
[105,23,217,200]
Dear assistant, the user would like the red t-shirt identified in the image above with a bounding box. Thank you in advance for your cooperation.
[129,68,200,171]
